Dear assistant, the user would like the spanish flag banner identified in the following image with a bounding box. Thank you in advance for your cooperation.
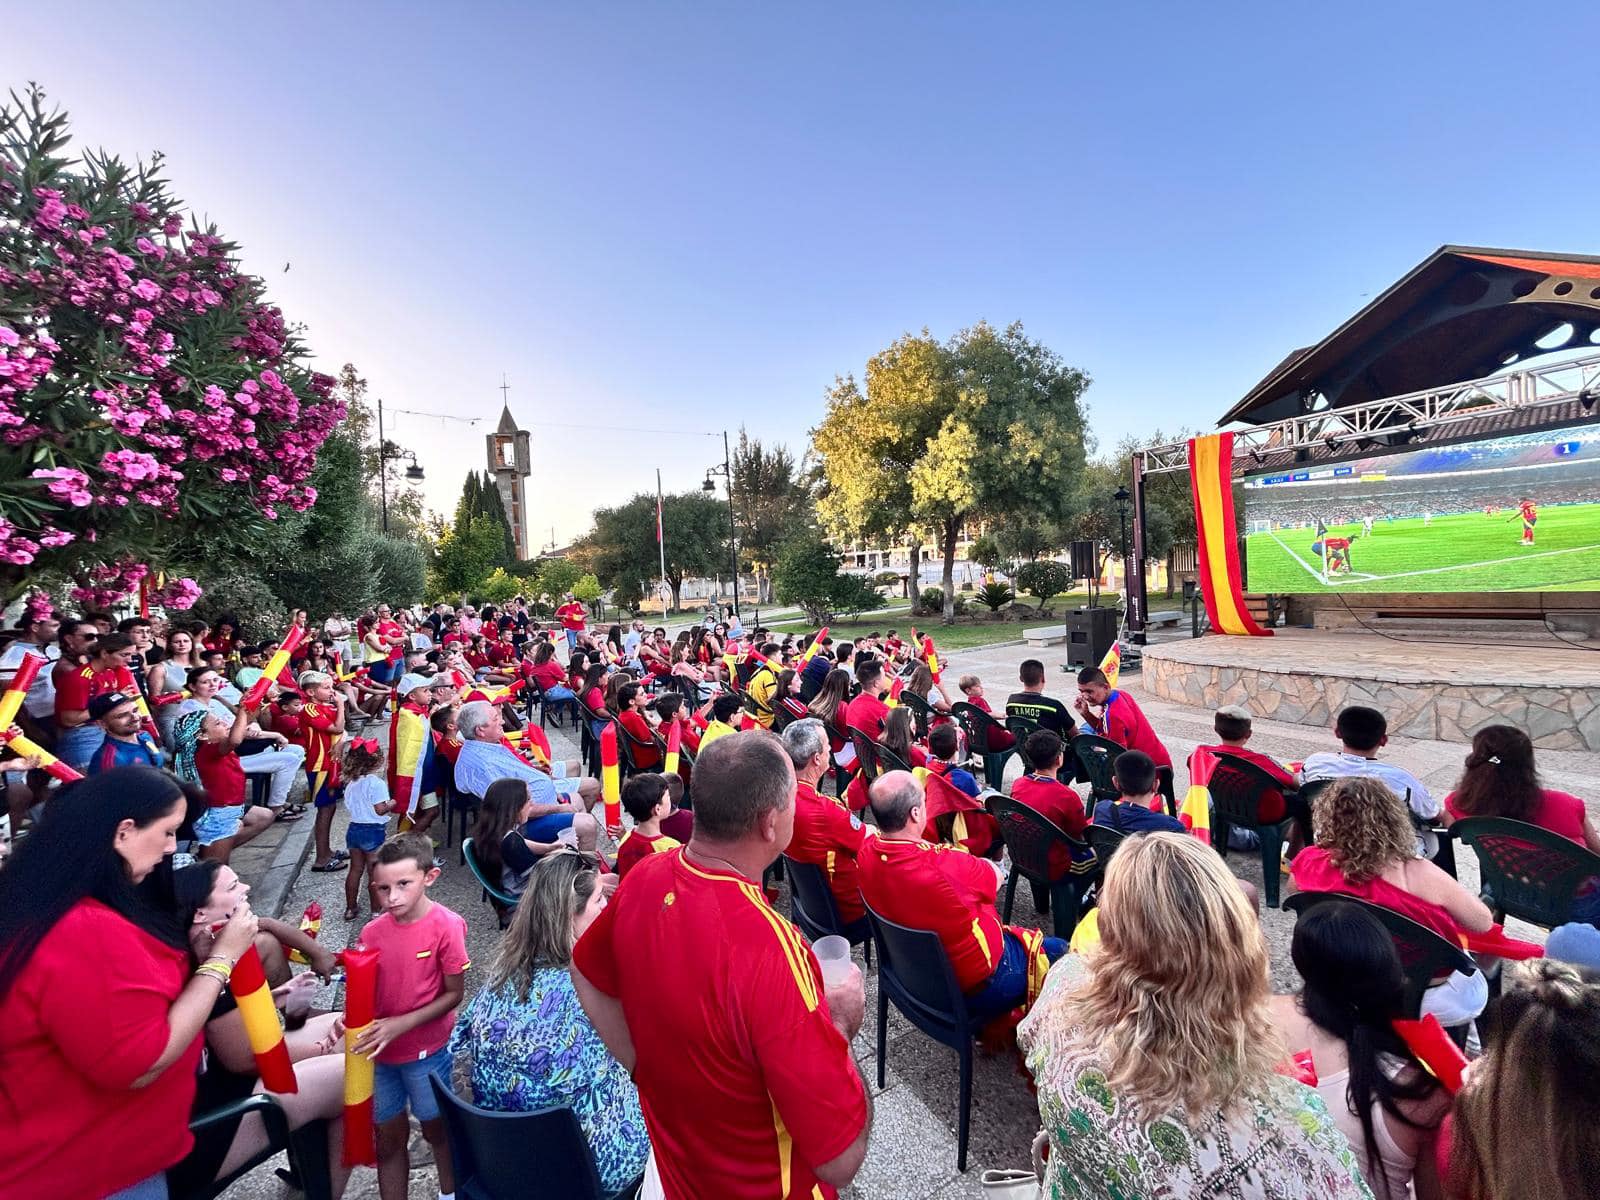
[1098,640,1121,690]
[1178,746,1215,845]
[1187,433,1272,637]
[663,719,682,777]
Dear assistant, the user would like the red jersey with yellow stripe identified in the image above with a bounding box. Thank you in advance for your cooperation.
[296,701,340,775]
[785,781,869,923]
[573,849,867,1200]
[614,829,682,879]
[856,834,1003,992]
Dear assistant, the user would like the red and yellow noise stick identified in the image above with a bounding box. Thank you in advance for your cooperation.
[886,675,904,708]
[0,652,43,728]
[287,901,323,965]
[1392,1014,1468,1093]
[338,945,379,1167]
[227,943,297,1093]
[921,635,942,683]
[663,719,682,776]
[600,722,622,837]
[240,623,307,709]
[798,626,829,666]
[0,728,84,782]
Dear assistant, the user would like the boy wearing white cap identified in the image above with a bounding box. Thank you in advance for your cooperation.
[390,673,441,840]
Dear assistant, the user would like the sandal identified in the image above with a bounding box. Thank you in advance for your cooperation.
[273,808,305,823]
[342,906,359,921]
[310,860,349,872]
[331,849,350,862]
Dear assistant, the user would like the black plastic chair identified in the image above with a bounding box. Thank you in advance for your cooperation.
[444,776,482,855]
[849,730,882,786]
[1084,823,1129,872]
[951,701,1015,790]
[1284,891,1475,1019]
[1003,714,1041,752]
[428,1076,629,1200]
[1451,816,1600,930]
[575,697,613,776]
[876,743,915,775]
[462,836,519,909]
[864,902,986,1173]
[1071,733,1123,802]
[613,721,664,780]
[187,1094,332,1200]
[899,691,935,740]
[986,794,1095,939]
[1205,751,1299,909]
[783,853,871,964]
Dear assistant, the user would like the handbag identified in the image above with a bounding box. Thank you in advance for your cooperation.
[978,1130,1048,1198]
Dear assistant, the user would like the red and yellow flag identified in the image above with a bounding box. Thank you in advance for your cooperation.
[1178,746,1215,844]
[1187,432,1272,637]
[663,719,682,776]
[1098,640,1121,690]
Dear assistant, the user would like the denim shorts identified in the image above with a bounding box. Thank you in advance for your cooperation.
[192,803,245,846]
[346,821,387,853]
[373,1046,451,1123]
[525,811,576,841]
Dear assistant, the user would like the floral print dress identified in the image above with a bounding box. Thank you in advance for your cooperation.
[1017,959,1373,1200]
[449,967,650,1197]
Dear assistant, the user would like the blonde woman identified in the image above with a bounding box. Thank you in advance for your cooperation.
[1019,833,1372,1199]
[1291,777,1492,1029]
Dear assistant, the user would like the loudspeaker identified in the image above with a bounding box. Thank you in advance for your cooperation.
[1064,606,1118,670]
[1068,540,1095,579]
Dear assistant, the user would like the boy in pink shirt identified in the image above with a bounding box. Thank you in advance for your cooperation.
[354,832,470,1200]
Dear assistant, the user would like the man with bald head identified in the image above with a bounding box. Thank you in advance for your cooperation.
[857,770,1068,1024]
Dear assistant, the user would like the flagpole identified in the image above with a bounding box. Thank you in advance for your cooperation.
[656,468,668,611]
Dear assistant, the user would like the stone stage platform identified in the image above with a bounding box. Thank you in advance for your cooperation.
[1141,628,1600,751]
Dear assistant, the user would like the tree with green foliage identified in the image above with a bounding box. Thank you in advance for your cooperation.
[430,515,506,599]
[478,471,518,564]
[1014,560,1072,611]
[772,533,882,623]
[584,491,729,611]
[573,574,603,607]
[729,429,814,603]
[535,557,582,603]
[814,322,1090,624]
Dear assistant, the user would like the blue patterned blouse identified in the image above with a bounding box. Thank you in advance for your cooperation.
[449,967,650,1196]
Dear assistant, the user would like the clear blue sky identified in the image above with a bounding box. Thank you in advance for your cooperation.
[8,3,1600,546]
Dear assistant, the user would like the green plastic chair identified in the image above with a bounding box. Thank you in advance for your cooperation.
[1071,733,1123,802]
[462,836,519,909]
[1451,816,1600,930]
[951,702,1014,790]
[1204,751,1299,909]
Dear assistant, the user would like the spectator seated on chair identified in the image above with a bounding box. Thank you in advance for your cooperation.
[1197,704,1307,841]
[526,641,578,720]
[957,674,1015,752]
[450,850,650,1197]
[453,699,600,817]
[798,638,834,701]
[699,693,744,749]
[880,707,927,771]
[1268,900,1450,1200]
[771,668,811,724]
[430,705,463,764]
[468,778,576,903]
[857,770,1066,1024]
[1073,666,1172,772]
[922,723,1001,860]
[1021,833,1372,1199]
[1005,659,1074,737]
[846,659,892,740]
[1291,777,1492,1030]
[924,724,980,798]
[1093,749,1184,835]
[1441,724,1600,923]
[806,668,854,757]
[87,690,164,774]
[615,684,662,770]
[1445,959,1600,1200]
[1010,730,1095,879]
[745,645,782,728]
[781,719,869,923]
[1303,706,1440,856]
[615,774,683,879]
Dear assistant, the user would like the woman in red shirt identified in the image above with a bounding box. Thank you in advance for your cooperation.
[0,767,260,1200]
[203,612,242,658]
[615,683,662,769]
[806,668,854,755]
[772,668,810,725]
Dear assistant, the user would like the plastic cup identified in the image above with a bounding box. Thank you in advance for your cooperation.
[812,935,854,989]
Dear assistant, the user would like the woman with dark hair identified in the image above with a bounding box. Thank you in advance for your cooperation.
[807,668,854,755]
[203,612,242,658]
[1443,724,1600,850]
[772,668,809,724]
[450,851,649,1197]
[1447,959,1600,1200]
[0,767,260,1200]
[469,778,564,911]
[881,706,927,770]
[1271,901,1449,1199]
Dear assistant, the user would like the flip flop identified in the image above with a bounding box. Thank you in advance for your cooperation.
[310,860,349,872]
[273,808,305,823]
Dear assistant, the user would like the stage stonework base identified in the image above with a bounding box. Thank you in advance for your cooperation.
[1142,629,1600,752]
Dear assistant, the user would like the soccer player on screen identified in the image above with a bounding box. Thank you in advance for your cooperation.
[1322,535,1355,576]
[1512,496,1538,546]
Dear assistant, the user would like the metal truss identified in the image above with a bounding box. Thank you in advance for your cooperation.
[1136,351,1600,475]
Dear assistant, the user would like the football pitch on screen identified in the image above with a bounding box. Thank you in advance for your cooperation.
[1243,504,1600,594]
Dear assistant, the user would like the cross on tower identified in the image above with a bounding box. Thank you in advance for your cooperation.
[500,374,510,404]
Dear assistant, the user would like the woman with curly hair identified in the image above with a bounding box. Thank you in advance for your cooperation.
[1446,959,1600,1200]
[1019,833,1371,1199]
[1291,776,1493,1030]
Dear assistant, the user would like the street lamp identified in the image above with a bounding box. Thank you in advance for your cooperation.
[375,395,425,533]
[702,430,741,621]
[1114,485,1131,619]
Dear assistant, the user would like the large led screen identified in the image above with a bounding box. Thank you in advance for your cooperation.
[1241,425,1600,593]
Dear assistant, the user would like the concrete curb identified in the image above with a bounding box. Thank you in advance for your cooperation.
[252,806,318,919]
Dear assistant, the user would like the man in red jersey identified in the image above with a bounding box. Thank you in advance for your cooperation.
[573,732,870,1199]
[781,717,869,924]
[1075,666,1175,808]
[844,658,891,740]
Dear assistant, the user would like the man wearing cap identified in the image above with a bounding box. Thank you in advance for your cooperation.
[86,691,163,775]
[389,673,440,838]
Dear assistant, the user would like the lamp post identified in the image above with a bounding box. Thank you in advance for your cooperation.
[375,395,425,533]
[702,430,742,622]
[1114,484,1131,619]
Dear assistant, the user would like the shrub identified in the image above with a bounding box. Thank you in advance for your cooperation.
[1014,560,1072,606]
[918,586,945,613]
[977,581,1015,612]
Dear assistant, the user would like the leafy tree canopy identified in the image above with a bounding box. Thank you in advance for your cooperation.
[582,491,729,611]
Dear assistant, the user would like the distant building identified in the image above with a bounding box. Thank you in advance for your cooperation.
[486,404,532,559]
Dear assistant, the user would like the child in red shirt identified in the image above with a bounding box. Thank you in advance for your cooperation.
[957,674,1016,752]
[355,833,470,1200]
[1009,728,1092,880]
[172,704,275,863]
[615,774,683,878]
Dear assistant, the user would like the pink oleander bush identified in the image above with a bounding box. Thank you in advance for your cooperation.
[0,86,344,602]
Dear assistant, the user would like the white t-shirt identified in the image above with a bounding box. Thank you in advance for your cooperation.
[343,774,389,825]
[0,641,59,719]
[1301,751,1438,820]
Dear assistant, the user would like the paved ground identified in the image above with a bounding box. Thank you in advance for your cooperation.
[223,634,1600,1199]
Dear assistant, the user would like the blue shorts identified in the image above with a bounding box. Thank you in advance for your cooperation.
[307,769,340,809]
[346,822,387,853]
[524,812,576,841]
[367,659,400,686]
[373,1046,451,1123]
[193,804,245,846]
[965,929,1069,1022]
